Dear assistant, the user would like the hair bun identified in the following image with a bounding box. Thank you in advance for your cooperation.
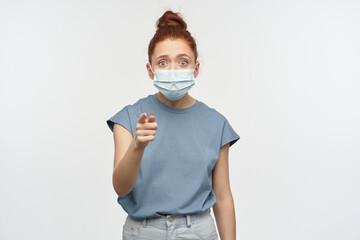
[156,10,187,31]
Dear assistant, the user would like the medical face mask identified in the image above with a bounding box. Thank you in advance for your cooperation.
[149,64,196,101]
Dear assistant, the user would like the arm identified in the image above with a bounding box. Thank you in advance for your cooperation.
[112,123,145,197]
[112,112,157,197]
[212,143,236,240]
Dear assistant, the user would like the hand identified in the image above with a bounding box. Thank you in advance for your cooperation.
[134,113,157,149]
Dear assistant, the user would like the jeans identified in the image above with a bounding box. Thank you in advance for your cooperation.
[122,208,219,240]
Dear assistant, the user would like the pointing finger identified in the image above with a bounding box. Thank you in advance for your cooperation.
[137,112,147,123]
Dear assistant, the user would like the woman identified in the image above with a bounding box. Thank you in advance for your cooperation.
[106,10,240,240]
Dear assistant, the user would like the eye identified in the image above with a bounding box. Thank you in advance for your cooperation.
[158,60,167,66]
[179,59,188,66]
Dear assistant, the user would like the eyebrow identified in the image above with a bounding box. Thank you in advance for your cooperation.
[156,54,192,61]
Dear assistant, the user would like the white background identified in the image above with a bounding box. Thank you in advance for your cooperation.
[1,0,359,239]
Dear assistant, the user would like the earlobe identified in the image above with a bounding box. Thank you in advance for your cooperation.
[146,63,154,80]
[194,62,200,78]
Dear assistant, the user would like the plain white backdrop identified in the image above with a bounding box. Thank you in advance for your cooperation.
[1,0,359,239]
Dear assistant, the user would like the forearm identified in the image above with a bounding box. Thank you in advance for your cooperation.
[112,138,145,197]
[213,194,236,240]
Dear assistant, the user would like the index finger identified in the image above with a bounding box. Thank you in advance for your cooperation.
[137,112,147,123]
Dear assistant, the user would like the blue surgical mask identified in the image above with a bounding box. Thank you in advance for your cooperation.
[149,64,196,101]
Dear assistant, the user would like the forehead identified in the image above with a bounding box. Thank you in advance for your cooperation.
[152,38,194,60]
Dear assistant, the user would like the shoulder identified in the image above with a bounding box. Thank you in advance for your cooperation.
[198,100,227,123]
[106,94,153,133]
[119,94,153,113]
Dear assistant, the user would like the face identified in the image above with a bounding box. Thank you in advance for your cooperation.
[146,38,200,79]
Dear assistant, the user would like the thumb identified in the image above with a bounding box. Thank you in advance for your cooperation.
[147,113,155,122]
[137,112,147,123]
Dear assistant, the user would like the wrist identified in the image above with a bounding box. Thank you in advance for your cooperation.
[131,137,146,152]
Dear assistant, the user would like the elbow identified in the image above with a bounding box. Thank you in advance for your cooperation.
[112,175,131,197]
[214,189,233,202]
[113,183,128,197]
[113,185,124,197]
[116,188,132,198]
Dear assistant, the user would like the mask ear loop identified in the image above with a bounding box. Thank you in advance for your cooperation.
[193,61,199,75]
[192,64,197,76]
[148,63,154,74]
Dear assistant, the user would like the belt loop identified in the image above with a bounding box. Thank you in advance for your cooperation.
[186,214,191,228]
[141,218,147,228]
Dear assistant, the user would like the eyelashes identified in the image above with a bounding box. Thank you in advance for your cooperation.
[158,59,189,66]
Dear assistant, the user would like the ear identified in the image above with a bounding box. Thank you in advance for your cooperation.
[194,61,200,78]
[146,63,154,80]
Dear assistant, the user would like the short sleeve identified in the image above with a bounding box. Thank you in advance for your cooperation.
[106,106,133,136]
[220,119,240,148]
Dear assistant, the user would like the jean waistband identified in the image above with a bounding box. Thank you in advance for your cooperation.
[127,208,211,228]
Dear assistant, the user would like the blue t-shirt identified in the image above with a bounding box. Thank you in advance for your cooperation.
[106,93,240,219]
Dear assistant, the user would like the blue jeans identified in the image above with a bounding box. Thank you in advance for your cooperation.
[122,208,219,240]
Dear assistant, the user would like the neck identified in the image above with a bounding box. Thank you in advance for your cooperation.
[156,92,196,109]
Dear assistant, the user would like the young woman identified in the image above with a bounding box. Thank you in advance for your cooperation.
[107,10,240,240]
